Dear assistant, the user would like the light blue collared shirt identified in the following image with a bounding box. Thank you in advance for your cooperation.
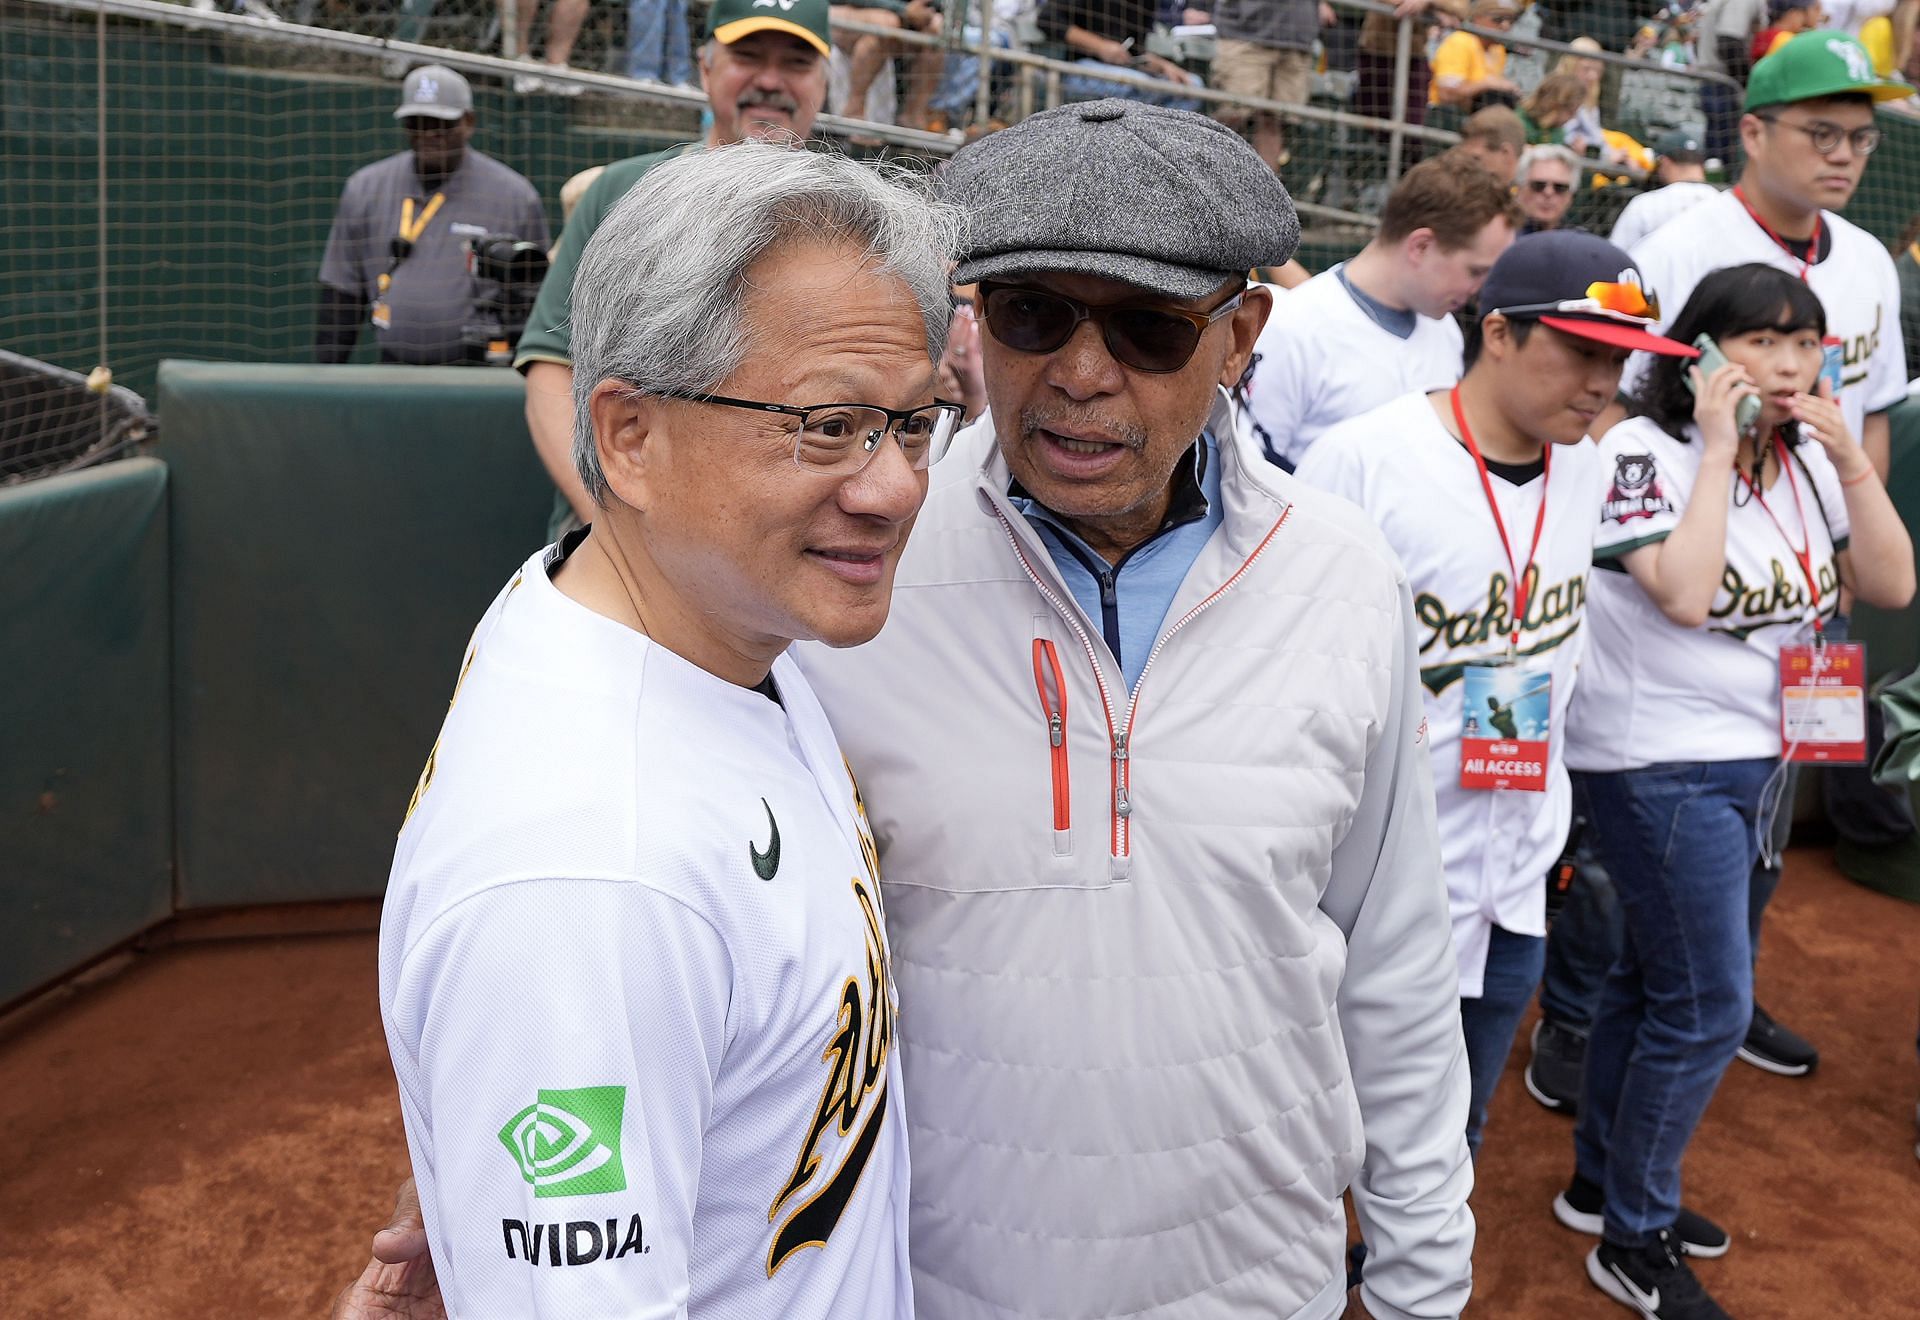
[1010,433,1223,691]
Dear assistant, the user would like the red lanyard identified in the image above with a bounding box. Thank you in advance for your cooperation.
[1735,433,1824,636]
[1733,185,1820,282]
[1451,387,1551,658]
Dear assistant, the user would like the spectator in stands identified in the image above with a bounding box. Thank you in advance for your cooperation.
[1561,260,1912,1320]
[1609,130,1717,251]
[1037,0,1204,107]
[504,0,590,94]
[1694,0,1767,162]
[1356,0,1466,140]
[833,0,946,129]
[1298,230,1698,1159]
[315,66,549,366]
[1429,0,1521,111]
[1515,143,1579,234]
[1455,103,1528,179]
[1518,70,1589,143]
[1752,0,1822,65]
[1536,30,1913,1115]
[1896,213,1920,379]
[1239,154,1518,468]
[516,0,834,537]
[1553,36,1608,149]
[1210,0,1328,172]
[626,0,696,86]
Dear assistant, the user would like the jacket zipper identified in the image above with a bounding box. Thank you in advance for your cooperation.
[1031,639,1071,835]
[996,505,1295,862]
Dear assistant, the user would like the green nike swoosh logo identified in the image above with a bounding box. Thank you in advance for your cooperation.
[751,799,780,881]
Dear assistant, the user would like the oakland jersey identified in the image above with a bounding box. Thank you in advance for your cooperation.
[379,540,912,1319]
[1300,392,1599,996]
[1568,415,1851,771]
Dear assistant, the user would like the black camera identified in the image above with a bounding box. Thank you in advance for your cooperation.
[461,233,551,367]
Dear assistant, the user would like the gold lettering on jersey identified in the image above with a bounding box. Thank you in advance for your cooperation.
[402,574,523,830]
[1413,565,1588,654]
[1841,305,1881,378]
[1707,556,1841,638]
[766,874,895,1275]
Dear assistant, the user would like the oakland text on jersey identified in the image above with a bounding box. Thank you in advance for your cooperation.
[502,1214,649,1266]
[1838,304,1882,388]
[1413,565,1588,656]
[1708,555,1842,638]
[766,873,895,1275]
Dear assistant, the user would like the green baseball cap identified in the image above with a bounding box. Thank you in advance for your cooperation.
[1744,30,1911,111]
[706,0,832,59]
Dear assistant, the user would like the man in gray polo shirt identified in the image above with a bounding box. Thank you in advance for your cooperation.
[316,66,549,366]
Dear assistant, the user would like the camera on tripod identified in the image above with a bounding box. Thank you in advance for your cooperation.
[460,233,550,367]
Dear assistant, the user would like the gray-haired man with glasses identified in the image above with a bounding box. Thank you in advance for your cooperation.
[369,142,957,1320]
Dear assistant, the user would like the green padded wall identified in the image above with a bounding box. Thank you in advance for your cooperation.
[158,361,551,907]
[1851,393,1920,683]
[0,458,172,1005]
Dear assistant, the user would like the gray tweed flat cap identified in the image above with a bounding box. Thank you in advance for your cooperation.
[943,99,1300,301]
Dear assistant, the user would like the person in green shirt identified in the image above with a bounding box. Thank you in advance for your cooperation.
[516,0,833,536]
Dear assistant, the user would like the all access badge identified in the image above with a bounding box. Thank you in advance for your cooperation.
[1460,664,1551,792]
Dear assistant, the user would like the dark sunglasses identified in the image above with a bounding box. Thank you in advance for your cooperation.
[977,281,1245,373]
[1524,179,1573,195]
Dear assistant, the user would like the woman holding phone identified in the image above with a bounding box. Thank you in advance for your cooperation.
[1557,262,1913,1319]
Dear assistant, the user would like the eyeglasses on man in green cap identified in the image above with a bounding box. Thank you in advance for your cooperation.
[1745,30,1911,112]
[706,0,833,58]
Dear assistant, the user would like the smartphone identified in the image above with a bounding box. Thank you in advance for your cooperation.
[1690,334,1762,435]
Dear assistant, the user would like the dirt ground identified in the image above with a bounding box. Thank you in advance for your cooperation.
[3,846,1917,1318]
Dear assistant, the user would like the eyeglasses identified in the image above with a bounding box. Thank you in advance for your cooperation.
[1756,114,1882,157]
[651,389,963,475]
[1493,279,1661,324]
[977,281,1245,374]
[1524,179,1573,195]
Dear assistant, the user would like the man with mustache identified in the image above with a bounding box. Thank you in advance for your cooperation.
[794,101,1474,1320]
[340,103,1475,1320]
[514,0,833,539]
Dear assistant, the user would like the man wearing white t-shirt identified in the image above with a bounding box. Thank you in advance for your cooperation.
[1609,130,1720,252]
[373,145,960,1319]
[1297,231,1700,1159]
[1580,28,1911,1079]
[1238,154,1519,471]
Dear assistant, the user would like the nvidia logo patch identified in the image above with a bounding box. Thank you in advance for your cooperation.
[498,1086,626,1198]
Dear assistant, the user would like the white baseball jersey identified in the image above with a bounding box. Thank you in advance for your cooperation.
[1626,188,1907,440]
[380,541,912,1320]
[1298,391,1598,996]
[1238,265,1465,470]
[1608,180,1721,253]
[1567,415,1851,771]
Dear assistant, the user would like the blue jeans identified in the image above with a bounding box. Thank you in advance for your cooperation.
[627,0,694,85]
[1572,759,1776,1246]
[1060,59,1202,112]
[1460,925,1546,1156]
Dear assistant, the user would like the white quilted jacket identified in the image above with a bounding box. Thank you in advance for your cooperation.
[796,394,1473,1320]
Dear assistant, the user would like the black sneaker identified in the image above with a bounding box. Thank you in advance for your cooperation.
[1587,1231,1733,1319]
[1736,1003,1818,1076]
[1525,1017,1585,1114]
[1553,1174,1730,1258]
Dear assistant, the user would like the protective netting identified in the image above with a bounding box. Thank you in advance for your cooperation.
[0,350,154,483]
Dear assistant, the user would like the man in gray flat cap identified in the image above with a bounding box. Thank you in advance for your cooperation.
[796,99,1474,1320]
[334,101,1473,1320]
